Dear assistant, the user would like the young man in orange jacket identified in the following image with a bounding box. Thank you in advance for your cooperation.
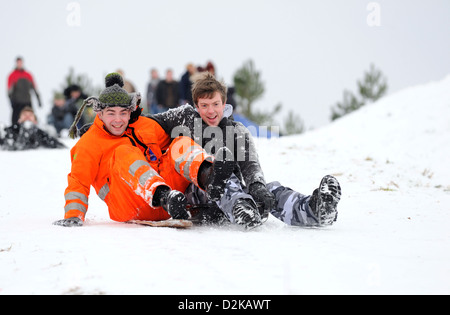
[53,73,235,227]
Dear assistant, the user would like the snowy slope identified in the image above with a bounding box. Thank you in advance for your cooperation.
[1,75,449,295]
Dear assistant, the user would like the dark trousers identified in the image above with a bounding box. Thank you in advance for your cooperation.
[11,101,31,124]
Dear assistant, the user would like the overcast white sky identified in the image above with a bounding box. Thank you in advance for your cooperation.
[1,0,449,128]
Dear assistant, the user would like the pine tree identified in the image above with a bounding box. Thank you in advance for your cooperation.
[54,68,102,124]
[233,60,265,118]
[60,67,102,97]
[233,60,281,125]
[358,63,388,103]
[331,64,388,121]
[330,90,364,121]
[283,110,305,135]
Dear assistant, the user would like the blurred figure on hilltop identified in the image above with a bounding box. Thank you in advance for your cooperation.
[64,84,91,127]
[146,68,161,114]
[116,69,136,93]
[7,56,42,124]
[156,69,179,111]
[179,63,197,106]
[0,107,65,150]
[47,92,78,137]
[205,61,215,76]
[227,86,237,109]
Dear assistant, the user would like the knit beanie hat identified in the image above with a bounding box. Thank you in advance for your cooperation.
[69,73,141,138]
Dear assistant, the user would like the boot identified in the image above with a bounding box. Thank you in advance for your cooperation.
[232,198,262,230]
[198,147,236,201]
[309,175,341,226]
[189,204,228,226]
[153,186,189,220]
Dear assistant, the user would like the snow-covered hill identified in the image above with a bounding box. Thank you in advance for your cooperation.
[1,75,449,295]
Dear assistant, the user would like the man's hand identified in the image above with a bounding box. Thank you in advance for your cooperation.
[248,182,275,221]
[53,217,83,227]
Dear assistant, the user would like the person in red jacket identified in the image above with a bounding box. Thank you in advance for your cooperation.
[7,57,41,124]
[53,73,235,227]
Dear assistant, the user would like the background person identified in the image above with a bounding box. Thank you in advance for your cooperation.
[7,57,41,124]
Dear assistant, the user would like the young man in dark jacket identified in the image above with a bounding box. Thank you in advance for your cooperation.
[148,72,342,228]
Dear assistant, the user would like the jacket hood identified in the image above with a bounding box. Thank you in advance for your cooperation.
[194,103,234,118]
[223,104,233,118]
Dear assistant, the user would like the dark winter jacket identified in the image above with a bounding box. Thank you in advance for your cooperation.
[1,123,65,151]
[147,104,266,188]
[179,71,193,105]
[51,101,78,121]
[156,80,179,109]
[7,68,38,104]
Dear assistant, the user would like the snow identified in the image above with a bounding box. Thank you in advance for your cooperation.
[1,75,450,295]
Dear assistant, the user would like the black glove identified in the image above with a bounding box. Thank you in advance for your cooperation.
[53,217,83,227]
[248,182,275,221]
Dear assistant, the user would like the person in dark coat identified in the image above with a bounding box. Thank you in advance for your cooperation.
[155,69,179,111]
[179,63,196,106]
[7,57,41,124]
[146,68,161,114]
[64,84,90,127]
[47,93,78,136]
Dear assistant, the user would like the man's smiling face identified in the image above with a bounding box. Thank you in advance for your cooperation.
[196,92,226,127]
[98,107,131,136]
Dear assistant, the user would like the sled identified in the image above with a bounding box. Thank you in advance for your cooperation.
[128,219,193,229]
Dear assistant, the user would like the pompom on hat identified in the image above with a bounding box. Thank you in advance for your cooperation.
[69,72,141,139]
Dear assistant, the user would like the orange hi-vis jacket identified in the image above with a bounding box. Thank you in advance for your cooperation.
[63,115,213,222]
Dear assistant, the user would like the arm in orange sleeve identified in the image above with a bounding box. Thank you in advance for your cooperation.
[63,139,101,221]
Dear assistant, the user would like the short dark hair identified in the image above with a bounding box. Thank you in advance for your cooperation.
[191,72,227,106]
